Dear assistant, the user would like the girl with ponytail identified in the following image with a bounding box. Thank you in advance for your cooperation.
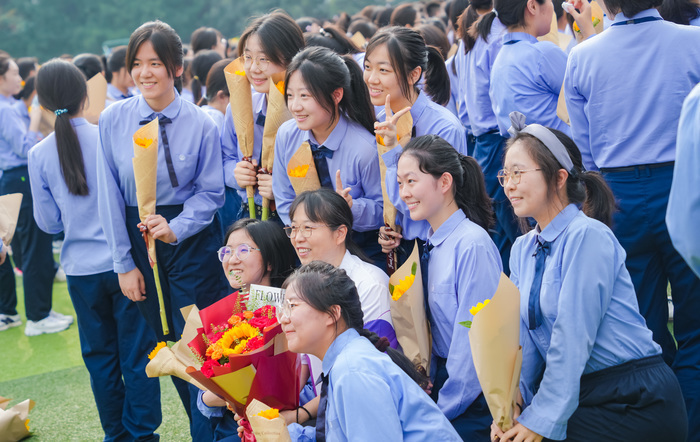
[395,134,501,439]
[272,261,461,441]
[492,112,687,441]
[29,59,161,440]
[272,46,385,266]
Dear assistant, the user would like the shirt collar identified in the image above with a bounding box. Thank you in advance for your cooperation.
[137,87,182,120]
[537,204,580,242]
[253,90,268,117]
[0,94,15,105]
[309,114,348,152]
[502,32,539,45]
[322,328,359,375]
[611,8,661,23]
[427,209,466,247]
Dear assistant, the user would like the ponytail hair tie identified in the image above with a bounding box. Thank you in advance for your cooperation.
[54,108,68,116]
[193,75,200,81]
[374,336,390,353]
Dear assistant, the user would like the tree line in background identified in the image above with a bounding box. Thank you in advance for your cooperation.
[0,0,385,61]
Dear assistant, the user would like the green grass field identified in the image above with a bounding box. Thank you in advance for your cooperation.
[0,269,190,440]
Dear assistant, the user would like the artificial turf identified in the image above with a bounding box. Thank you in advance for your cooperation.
[0,268,190,440]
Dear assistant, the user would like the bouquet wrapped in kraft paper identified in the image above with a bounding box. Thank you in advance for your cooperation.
[224,58,257,218]
[0,193,22,247]
[377,110,413,274]
[388,240,431,376]
[287,141,321,195]
[132,119,169,336]
[468,273,522,432]
[0,396,34,442]
[260,72,291,220]
[246,399,292,442]
[84,73,107,122]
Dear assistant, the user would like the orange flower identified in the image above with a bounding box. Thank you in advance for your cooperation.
[275,81,285,94]
[24,418,30,431]
[228,315,242,326]
[148,341,167,360]
[243,311,254,319]
[288,164,310,178]
[135,137,154,149]
[257,408,280,420]
[376,133,385,146]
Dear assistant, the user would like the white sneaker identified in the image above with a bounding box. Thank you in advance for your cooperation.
[0,314,21,331]
[24,315,71,336]
[54,266,67,282]
[50,310,74,325]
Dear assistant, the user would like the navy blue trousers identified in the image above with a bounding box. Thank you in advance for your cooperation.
[474,132,520,275]
[218,186,242,238]
[546,355,687,442]
[0,166,55,321]
[603,164,700,439]
[125,205,230,442]
[67,271,161,441]
[431,357,491,441]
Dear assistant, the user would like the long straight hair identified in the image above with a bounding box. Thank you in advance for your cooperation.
[35,59,89,196]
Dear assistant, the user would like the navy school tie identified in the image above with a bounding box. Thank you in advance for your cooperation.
[308,141,334,189]
[315,372,330,441]
[139,113,179,188]
[528,238,552,330]
[255,113,266,127]
[420,241,434,317]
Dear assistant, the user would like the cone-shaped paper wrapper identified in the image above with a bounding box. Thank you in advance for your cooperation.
[469,273,522,432]
[261,72,292,217]
[247,399,292,442]
[557,82,570,125]
[350,31,367,49]
[389,240,431,373]
[287,141,321,195]
[132,119,159,265]
[377,111,413,232]
[537,14,560,45]
[0,193,22,247]
[84,73,107,120]
[224,59,255,201]
[146,345,209,391]
[574,1,605,43]
[172,305,204,368]
[0,396,34,442]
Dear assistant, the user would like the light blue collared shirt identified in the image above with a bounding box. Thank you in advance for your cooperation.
[426,209,502,419]
[490,32,570,138]
[220,92,267,204]
[510,205,660,440]
[461,18,507,136]
[96,92,225,273]
[28,118,113,276]
[287,328,462,441]
[272,115,383,232]
[0,94,41,171]
[667,84,700,277]
[565,9,700,170]
[379,91,466,241]
[449,48,470,129]
[201,105,225,131]
[444,55,461,123]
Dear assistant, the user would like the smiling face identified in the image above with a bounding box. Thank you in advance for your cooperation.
[363,43,413,110]
[289,204,347,267]
[130,40,182,112]
[286,70,338,143]
[279,283,336,357]
[503,140,555,226]
[0,60,22,97]
[397,154,449,224]
[222,229,270,289]
[243,33,285,94]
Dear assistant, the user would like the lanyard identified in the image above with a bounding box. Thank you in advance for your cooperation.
[611,16,662,26]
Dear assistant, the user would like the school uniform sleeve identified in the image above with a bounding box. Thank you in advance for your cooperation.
[288,423,315,441]
[517,226,617,440]
[564,51,597,171]
[271,121,298,225]
[537,43,568,97]
[96,113,136,274]
[27,146,63,234]
[667,85,700,277]
[0,106,41,160]
[347,142,384,232]
[220,104,241,190]
[167,118,224,243]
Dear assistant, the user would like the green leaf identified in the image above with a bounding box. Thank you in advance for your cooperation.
[459,320,472,328]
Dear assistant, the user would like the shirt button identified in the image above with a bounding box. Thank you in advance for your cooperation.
[179,154,185,161]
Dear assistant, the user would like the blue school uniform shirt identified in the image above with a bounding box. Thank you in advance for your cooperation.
[667,84,700,277]
[201,105,224,131]
[379,91,466,241]
[220,92,266,205]
[462,18,507,136]
[426,209,502,419]
[272,115,383,232]
[449,47,470,129]
[510,204,661,440]
[28,118,113,276]
[490,32,571,138]
[0,94,41,171]
[287,328,462,442]
[444,55,461,121]
[13,100,29,126]
[565,9,700,171]
[96,91,225,274]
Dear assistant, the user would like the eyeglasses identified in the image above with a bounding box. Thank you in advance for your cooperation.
[217,244,261,262]
[283,225,327,238]
[497,168,542,187]
[276,299,305,321]
[241,54,270,72]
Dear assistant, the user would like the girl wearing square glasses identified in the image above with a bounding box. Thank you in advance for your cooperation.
[492,112,686,442]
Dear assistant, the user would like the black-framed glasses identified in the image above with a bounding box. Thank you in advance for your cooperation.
[283,225,327,239]
[276,299,305,321]
[217,244,261,262]
[497,168,543,187]
[240,54,270,71]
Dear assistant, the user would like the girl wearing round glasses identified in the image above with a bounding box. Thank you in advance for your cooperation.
[272,261,461,441]
[222,10,304,224]
[492,113,686,441]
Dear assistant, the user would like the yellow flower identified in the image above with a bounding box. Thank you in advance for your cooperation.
[391,274,416,301]
[573,17,600,32]
[469,299,491,316]
[135,137,153,149]
[275,81,285,94]
[24,418,30,431]
[148,341,167,360]
[226,339,249,355]
[235,70,246,76]
[376,133,385,146]
[257,408,280,420]
[21,80,26,88]
[288,164,310,178]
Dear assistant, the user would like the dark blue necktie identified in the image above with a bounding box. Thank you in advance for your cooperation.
[309,141,334,189]
[315,372,330,441]
[139,113,179,188]
[255,113,266,127]
[528,238,552,330]
[420,241,434,317]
